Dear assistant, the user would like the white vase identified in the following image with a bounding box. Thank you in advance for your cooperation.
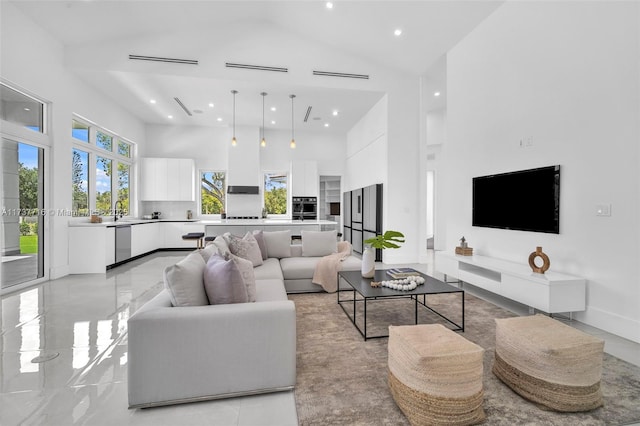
[361,247,375,278]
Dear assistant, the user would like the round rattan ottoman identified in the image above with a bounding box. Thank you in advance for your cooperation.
[493,314,604,412]
[388,324,485,426]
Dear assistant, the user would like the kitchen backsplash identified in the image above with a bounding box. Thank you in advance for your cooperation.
[140,201,197,220]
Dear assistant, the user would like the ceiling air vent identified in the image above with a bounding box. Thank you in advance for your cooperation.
[174,97,192,116]
[129,54,198,65]
[303,106,312,122]
[225,62,288,73]
[313,70,369,79]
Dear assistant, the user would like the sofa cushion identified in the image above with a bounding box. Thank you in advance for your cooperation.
[280,256,320,280]
[226,232,263,267]
[203,254,249,305]
[164,251,208,307]
[199,243,219,263]
[229,253,257,302]
[253,258,284,281]
[301,230,337,257]
[255,279,289,302]
[211,236,231,256]
[263,230,292,258]
[252,230,268,260]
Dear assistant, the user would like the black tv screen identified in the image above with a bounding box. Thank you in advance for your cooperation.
[472,165,560,234]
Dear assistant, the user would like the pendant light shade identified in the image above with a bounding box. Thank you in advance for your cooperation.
[231,90,238,146]
[289,94,296,149]
[260,92,267,147]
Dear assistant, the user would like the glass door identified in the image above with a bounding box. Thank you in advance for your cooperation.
[1,138,45,289]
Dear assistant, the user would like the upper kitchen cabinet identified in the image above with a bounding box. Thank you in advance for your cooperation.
[140,158,195,201]
[291,160,318,197]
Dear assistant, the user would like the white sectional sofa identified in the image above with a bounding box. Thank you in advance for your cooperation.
[127,230,361,408]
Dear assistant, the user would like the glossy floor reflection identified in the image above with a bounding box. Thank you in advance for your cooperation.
[0,252,298,426]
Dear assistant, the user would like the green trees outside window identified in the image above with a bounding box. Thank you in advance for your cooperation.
[264,172,288,215]
[201,171,226,214]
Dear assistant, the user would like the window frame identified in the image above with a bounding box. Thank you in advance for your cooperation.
[71,115,135,218]
[199,169,227,217]
[262,171,289,218]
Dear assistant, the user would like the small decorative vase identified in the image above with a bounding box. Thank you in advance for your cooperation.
[361,247,375,278]
[528,246,550,274]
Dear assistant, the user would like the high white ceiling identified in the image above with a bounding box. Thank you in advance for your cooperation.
[9,0,504,134]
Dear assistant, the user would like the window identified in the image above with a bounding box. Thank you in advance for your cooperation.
[71,117,134,217]
[96,130,113,151]
[117,163,130,214]
[72,148,89,216]
[264,172,288,215]
[96,156,112,214]
[200,171,226,214]
[117,139,131,158]
[72,120,89,142]
[0,83,44,133]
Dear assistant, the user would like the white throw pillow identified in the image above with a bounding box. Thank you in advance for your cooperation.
[263,230,292,258]
[226,232,264,267]
[301,230,338,257]
[163,251,208,307]
[199,243,219,263]
[211,235,231,255]
[228,253,257,302]
[252,230,268,260]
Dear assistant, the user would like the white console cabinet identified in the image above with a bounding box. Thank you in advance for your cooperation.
[435,251,586,313]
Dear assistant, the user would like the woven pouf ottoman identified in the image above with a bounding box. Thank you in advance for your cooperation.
[388,324,485,426]
[493,314,604,412]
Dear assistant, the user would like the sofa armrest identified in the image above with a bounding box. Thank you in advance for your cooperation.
[128,290,296,407]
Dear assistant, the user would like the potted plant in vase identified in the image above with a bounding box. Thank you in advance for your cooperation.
[362,230,405,278]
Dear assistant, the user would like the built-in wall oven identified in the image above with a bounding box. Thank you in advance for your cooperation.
[292,197,317,220]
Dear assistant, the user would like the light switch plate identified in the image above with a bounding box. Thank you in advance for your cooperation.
[596,204,611,216]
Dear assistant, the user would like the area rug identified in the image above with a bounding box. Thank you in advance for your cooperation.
[290,291,640,426]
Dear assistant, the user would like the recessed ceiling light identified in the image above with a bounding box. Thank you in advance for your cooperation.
[326,2,333,9]
[394,29,402,36]
[150,99,156,104]
[324,123,330,127]
[209,103,214,108]
[167,115,173,119]
[271,120,276,125]
[217,117,223,122]
[332,110,339,116]
[24,107,30,111]
[434,92,441,97]
[271,107,276,111]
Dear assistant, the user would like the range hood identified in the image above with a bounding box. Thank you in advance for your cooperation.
[227,185,260,194]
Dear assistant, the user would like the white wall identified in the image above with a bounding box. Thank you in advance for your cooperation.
[1,3,146,279]
[443,1,640,342]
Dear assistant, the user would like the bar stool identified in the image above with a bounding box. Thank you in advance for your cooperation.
[182,232,205,249]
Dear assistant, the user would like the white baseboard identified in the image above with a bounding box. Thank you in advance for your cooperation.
[574,306,640,344]
[49,264,69,280]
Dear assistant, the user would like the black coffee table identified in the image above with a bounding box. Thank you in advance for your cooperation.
[337,269,465,340]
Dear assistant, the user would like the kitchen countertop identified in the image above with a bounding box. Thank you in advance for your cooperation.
[68,218,338,227]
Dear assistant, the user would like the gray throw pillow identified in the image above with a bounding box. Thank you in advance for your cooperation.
[203,253,249,305]
[211,235,231,255]
[226,232,264,267]
[301,230,338,257]
[199,243,219,263]
[229,253,257,302]
[252,230,268,260]
[263,230,292,258]
[163,251,208,306]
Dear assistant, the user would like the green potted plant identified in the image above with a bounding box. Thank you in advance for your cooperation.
[361,230,405,278]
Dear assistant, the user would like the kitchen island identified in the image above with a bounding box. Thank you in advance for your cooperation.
[67,218,338,273]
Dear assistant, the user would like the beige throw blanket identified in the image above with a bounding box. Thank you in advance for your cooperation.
[312,241,353,293]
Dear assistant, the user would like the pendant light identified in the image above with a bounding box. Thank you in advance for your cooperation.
[289,94,296,149]
[260,92,267,147]
[231,90,238,146]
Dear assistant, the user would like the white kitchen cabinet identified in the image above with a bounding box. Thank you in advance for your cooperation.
[131,223,161,257]
[105,227,115,266]
[291,161,318,197]
[140,158,194,201]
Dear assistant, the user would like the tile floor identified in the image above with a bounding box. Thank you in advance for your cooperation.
[1,251,639,425]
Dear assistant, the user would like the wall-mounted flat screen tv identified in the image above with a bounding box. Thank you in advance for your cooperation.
[472,165,560,234]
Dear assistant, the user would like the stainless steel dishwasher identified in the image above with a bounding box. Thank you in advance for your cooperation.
[115,224,131,263]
